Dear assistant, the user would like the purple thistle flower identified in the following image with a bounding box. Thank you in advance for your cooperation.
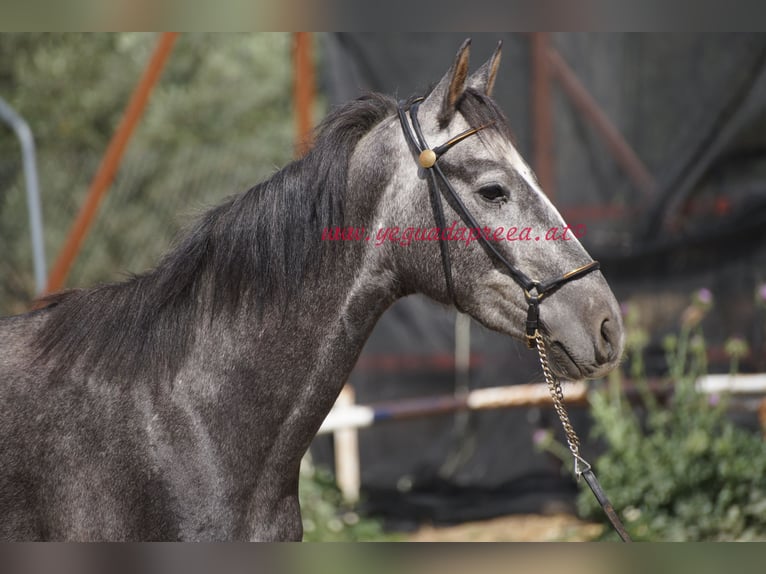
[697,288,713,305]
[708,393,720,407]
[759,284,766,303]
[532,429,550,446]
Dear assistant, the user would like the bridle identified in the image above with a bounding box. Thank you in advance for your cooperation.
[397,99,600,349]
[397,97,632,542]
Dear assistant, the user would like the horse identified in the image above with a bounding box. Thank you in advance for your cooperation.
[0,39,624,541]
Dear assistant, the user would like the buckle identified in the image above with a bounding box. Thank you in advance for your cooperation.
[573,453,592,479]
[525,290,540,349]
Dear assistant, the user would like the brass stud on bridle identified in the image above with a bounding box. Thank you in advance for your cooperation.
[418,149,437,169]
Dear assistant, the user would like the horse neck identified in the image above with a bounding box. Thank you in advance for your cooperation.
[179,147,400,485]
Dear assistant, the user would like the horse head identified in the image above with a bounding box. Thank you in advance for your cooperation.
[373,39,624,380]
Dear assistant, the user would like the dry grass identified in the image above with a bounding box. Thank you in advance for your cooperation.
[406,513,603,542]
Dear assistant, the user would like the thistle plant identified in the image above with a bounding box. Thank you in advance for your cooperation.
[724,337,749,377]
[538,289,766,541]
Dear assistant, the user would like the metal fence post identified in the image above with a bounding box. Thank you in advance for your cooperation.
[0,96,47,295]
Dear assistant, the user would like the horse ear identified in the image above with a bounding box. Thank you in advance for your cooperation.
[423,38,472,125]
[467,41,502,96]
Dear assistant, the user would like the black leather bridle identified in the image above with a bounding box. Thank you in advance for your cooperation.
[397,98,633,542]
[397,98,600,348]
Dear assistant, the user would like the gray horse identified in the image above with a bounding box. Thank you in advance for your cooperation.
[0,40,623,541]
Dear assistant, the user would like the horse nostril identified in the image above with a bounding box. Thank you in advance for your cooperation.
[598,317,616,364]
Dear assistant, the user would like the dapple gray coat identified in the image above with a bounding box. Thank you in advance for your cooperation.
[0,40,623,541]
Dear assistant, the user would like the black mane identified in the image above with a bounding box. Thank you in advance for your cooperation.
[35,92,397,384]
[34,87,512,386]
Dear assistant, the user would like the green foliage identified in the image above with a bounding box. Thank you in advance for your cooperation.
[1,33,305,313]
[299,456,399,542]
[577,291,766,541]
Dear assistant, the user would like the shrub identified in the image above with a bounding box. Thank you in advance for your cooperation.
[574,291,766,541]
[299,455,399,541]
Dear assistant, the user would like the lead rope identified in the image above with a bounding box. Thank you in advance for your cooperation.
[534,332,633,542]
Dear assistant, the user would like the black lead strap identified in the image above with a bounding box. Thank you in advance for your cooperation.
[397,99,632,542]
[581,469,634,542]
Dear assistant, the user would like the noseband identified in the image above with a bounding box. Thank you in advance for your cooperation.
[396,98,632,542]
[396,99,600,348]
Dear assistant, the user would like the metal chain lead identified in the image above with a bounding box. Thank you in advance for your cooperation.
[535,332,583,464]
[534,331,632,541]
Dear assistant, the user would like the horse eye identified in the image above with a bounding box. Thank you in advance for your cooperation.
[478,184,508,203]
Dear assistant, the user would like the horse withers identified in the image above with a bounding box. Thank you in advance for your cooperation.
[0,40,623,541]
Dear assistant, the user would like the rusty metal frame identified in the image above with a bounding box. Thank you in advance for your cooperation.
[294,32,315,157]
[530,33,656,201]
[44,33,179,295]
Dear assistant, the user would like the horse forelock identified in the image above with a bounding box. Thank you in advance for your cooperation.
[456,87,516,147]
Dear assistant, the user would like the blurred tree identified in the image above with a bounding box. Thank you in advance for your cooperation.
[0,33,304,314]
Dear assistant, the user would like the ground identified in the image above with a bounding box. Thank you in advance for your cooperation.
[406,513,603,542]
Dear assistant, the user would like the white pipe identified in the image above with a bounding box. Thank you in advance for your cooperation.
[317,374,766,436]
[696,374,766,395]
[318,404,375,435]
[440,311,473,478]
[0,97,47,294]
[333,385,360,504]
[317,382,587,435]
[466,381,587,409]
[454,312,471,393]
